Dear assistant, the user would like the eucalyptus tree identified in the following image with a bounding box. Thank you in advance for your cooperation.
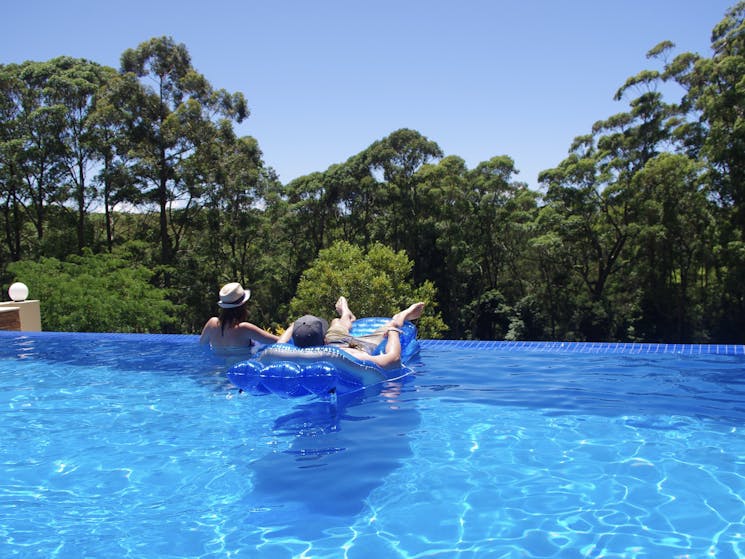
[4,60,68,250]
[257,175,298,323]
[658,3,745,340]
[416,155,537,338]
[538,64,681,340]
[698,2,745,341]
[608,40,723,342]
[413,155,472,333]
[537,139,612,340]
[45,57,119,252]
[664,2,745,236]
[590,5,745,341]
[527,210,571,340]
[466,157,536,298]
[197,133,268,276]
[0,62,26,261]
[0,58,111,260]
[282,171,340,265]
[120,36,248,267]
[181,129,282,329]
[628,153,715,341]
[362,128,443,276]
[87,71,143,251]
[324,157,381,247]
[466,157,538,338]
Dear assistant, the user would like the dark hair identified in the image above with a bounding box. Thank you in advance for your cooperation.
[219,304,248,335]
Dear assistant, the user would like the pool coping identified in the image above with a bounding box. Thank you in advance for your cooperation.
[2,330,744,356]
[423,339,745,355]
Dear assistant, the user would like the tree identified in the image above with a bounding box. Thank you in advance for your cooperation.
[667,2,745,236]
[46,57,118,252]
[85,71,142,252]
[466,158,536,296]
[658,3,745,341]
[628,153,715,341]
[180,131,280,332]
[7,60,68,250]
[537,61,681,340]
[120,36,248,267]
[538,137,630,340]
[283,171,340,256]
[413,154,537,338]
[0,58,117,259]
[289,240,446,338]
[332,155,384,248]
[362,128,443,276]
[0,62,27,261]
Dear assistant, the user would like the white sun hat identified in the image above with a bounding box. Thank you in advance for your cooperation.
[217,282,251,308]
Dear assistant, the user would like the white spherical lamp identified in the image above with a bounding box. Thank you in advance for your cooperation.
[8,282,29,302]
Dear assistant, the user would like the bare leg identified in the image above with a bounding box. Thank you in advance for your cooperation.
[340,302,426,369]
[377,302,425,366]
[329,296,356,333]
[389,302,424,329]
[336,296,356,322]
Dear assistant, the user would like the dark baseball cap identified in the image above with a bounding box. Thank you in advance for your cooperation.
[291,315,329,348]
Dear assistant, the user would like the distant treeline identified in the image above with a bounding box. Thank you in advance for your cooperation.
[2,4,745,342]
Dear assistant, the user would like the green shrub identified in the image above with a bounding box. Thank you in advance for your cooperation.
[289,241,446,338]
[7,249,179,333]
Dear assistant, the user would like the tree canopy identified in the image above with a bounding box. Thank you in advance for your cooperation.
[2,5,745,343]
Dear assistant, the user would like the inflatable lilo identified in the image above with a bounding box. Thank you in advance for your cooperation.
[226,300,424,398]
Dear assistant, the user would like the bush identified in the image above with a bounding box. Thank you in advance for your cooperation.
[6,249,179,333]
[289,241,447,338]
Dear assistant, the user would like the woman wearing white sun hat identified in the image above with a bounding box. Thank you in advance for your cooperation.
[199,282,278,354]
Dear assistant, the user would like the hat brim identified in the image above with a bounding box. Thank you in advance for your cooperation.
[217,290,251,308]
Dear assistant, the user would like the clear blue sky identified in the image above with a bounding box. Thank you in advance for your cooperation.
[3,0,734,188]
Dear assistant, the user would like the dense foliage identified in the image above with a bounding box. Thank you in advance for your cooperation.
[6,247,178,332]
[1,4,744,342]
[288,241,446,338]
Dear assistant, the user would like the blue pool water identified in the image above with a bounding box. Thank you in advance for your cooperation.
[1,332,744,558]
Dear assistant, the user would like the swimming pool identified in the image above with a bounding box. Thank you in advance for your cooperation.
[1,332,744,558]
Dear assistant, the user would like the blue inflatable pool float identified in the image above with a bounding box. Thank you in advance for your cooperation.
[226,317,419,397]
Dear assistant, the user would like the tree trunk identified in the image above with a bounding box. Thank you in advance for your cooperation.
[76,159,85,253]
[159,147,171,266]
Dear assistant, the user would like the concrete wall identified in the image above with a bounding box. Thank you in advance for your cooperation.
[0,300,42,331]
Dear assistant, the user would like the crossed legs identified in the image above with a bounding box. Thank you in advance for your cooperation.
[327,297,425,368]
[329,296,356,334]
[329,297,424,337]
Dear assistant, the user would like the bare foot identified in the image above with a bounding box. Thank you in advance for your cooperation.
[335,296,356,321]
[391,302,425,327]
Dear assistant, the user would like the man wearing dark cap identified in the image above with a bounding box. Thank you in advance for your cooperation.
[277,297,424,369]
[291,315,329,348]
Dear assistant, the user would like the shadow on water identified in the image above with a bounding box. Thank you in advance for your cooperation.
[248,377,421,521]
[0,331,424,537]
